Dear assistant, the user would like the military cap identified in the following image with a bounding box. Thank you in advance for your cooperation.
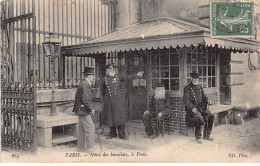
[190,72,200,78]
[156,83,165,87]
[104,62,114,69]
[84,67,95,75]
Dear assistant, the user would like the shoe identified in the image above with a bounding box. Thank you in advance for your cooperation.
[149,134,158,139]
[144,135,150,138]
[196,138,203,144]
[106,135,117,139]
[203,137,214,141]
[120,137,129,140]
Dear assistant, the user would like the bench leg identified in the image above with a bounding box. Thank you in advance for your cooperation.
[219,111,229,124]
[37,127,52,147]
[233,109,248,125]
[250,109,260,118]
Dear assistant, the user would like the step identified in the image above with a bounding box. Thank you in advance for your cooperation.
[52,134,77,145]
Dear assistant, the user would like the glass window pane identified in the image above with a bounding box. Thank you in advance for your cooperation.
[192,66,197,73]
[134,57,139,66]
[203,78,207,88]
[199,78,203,85]
[202,54,206,64]
[120,56,125,66]
[170,66,179,78]
[208,66,212,76]
[152,79,159,88]
[192,54,196,64]
[198,66,203,76]
[161,79,169,90]
[208,54,212,65]
[170,79,179,90]
[187,78,192,84]
[212,66,216,76]
[160,54,169,66]
[187,66,191,77]
[208,77,212,88]
[212,54,216,65]
[198,55,203,65]
[170,54,179,65]
[140,56,144,66]
[187,53,191,64]
[152,67,159,77]
[161,67,169,78]
[203,66,206,76]
[212,77,216,87]
[151,54,159,66]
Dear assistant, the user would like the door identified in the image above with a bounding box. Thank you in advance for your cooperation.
[127,52,148,120]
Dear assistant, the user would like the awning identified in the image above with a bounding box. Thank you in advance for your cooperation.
[61,18,260,56]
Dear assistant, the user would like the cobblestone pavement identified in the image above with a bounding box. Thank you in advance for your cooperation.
[1,118,260,163]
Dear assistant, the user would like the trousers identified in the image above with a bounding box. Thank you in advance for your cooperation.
[77,115,95,151]
[109,125,126,139]
[142,112,162,136]
[188,111,214,139]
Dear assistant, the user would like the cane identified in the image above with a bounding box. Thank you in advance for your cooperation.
[91,112,103,152]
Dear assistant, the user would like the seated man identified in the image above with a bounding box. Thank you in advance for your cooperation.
[183,72,214,144]
[142,84,171,139]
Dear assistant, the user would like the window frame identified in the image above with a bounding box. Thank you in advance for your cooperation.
[186,46,217,89]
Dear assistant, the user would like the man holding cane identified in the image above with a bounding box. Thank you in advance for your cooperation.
[73,67,96,152]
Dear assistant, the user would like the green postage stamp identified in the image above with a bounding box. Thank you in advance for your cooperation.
[211,1,253,38]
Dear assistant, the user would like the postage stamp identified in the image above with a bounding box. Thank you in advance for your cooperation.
[211,1,253,38]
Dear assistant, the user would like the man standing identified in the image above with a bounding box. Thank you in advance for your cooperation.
[99,63,143,140]
[142,84,171,139]
[183,72,214,144]
[73,67,96,152]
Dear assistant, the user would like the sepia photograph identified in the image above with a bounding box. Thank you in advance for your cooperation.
[0,0,260,163]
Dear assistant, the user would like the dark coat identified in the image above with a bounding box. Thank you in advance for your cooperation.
[99,74,137,127]
[183,82,209,125]
[73,79,93,116]
[148,93,172,115]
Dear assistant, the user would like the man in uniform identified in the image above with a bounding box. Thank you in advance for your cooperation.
[142,84,172,139]
[73,67,96,152]
[183,72,214,144]
[99,63,143,140]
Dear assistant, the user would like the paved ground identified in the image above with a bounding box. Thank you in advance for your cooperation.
[1,117,260,163]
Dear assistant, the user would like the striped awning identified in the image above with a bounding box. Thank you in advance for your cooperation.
[61,18,260,56]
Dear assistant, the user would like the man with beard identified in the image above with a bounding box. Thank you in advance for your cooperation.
[99,62,143,140]
[142,84,172,139]
[183,72,214,144]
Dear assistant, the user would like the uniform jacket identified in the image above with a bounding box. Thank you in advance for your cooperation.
[148,93,172,115]
[99,74,138,127]
[183,82,209,120]
[73,79,93,116]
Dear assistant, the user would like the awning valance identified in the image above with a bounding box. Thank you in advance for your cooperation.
[61,18,260,56]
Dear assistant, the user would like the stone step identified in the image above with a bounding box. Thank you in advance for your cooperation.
[52,134,77,145]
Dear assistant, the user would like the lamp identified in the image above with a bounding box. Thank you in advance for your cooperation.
[42,33,61,116]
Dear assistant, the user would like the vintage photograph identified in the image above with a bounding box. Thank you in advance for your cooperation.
[1,0,260,163]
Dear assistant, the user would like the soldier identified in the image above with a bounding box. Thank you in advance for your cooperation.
[183,72,214,144]
[73,67,96,152]
[99,62,143,140]
[142,84,172,139]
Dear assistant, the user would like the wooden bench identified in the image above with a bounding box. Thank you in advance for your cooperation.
[186,104,233,137]
[233,102,260,125]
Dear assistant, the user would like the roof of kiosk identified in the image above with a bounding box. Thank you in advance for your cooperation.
[62,18,260,56]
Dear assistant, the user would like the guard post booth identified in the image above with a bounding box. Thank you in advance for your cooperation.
[61,18,260,136]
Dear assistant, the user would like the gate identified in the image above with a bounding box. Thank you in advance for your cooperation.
[1,0,37,152]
